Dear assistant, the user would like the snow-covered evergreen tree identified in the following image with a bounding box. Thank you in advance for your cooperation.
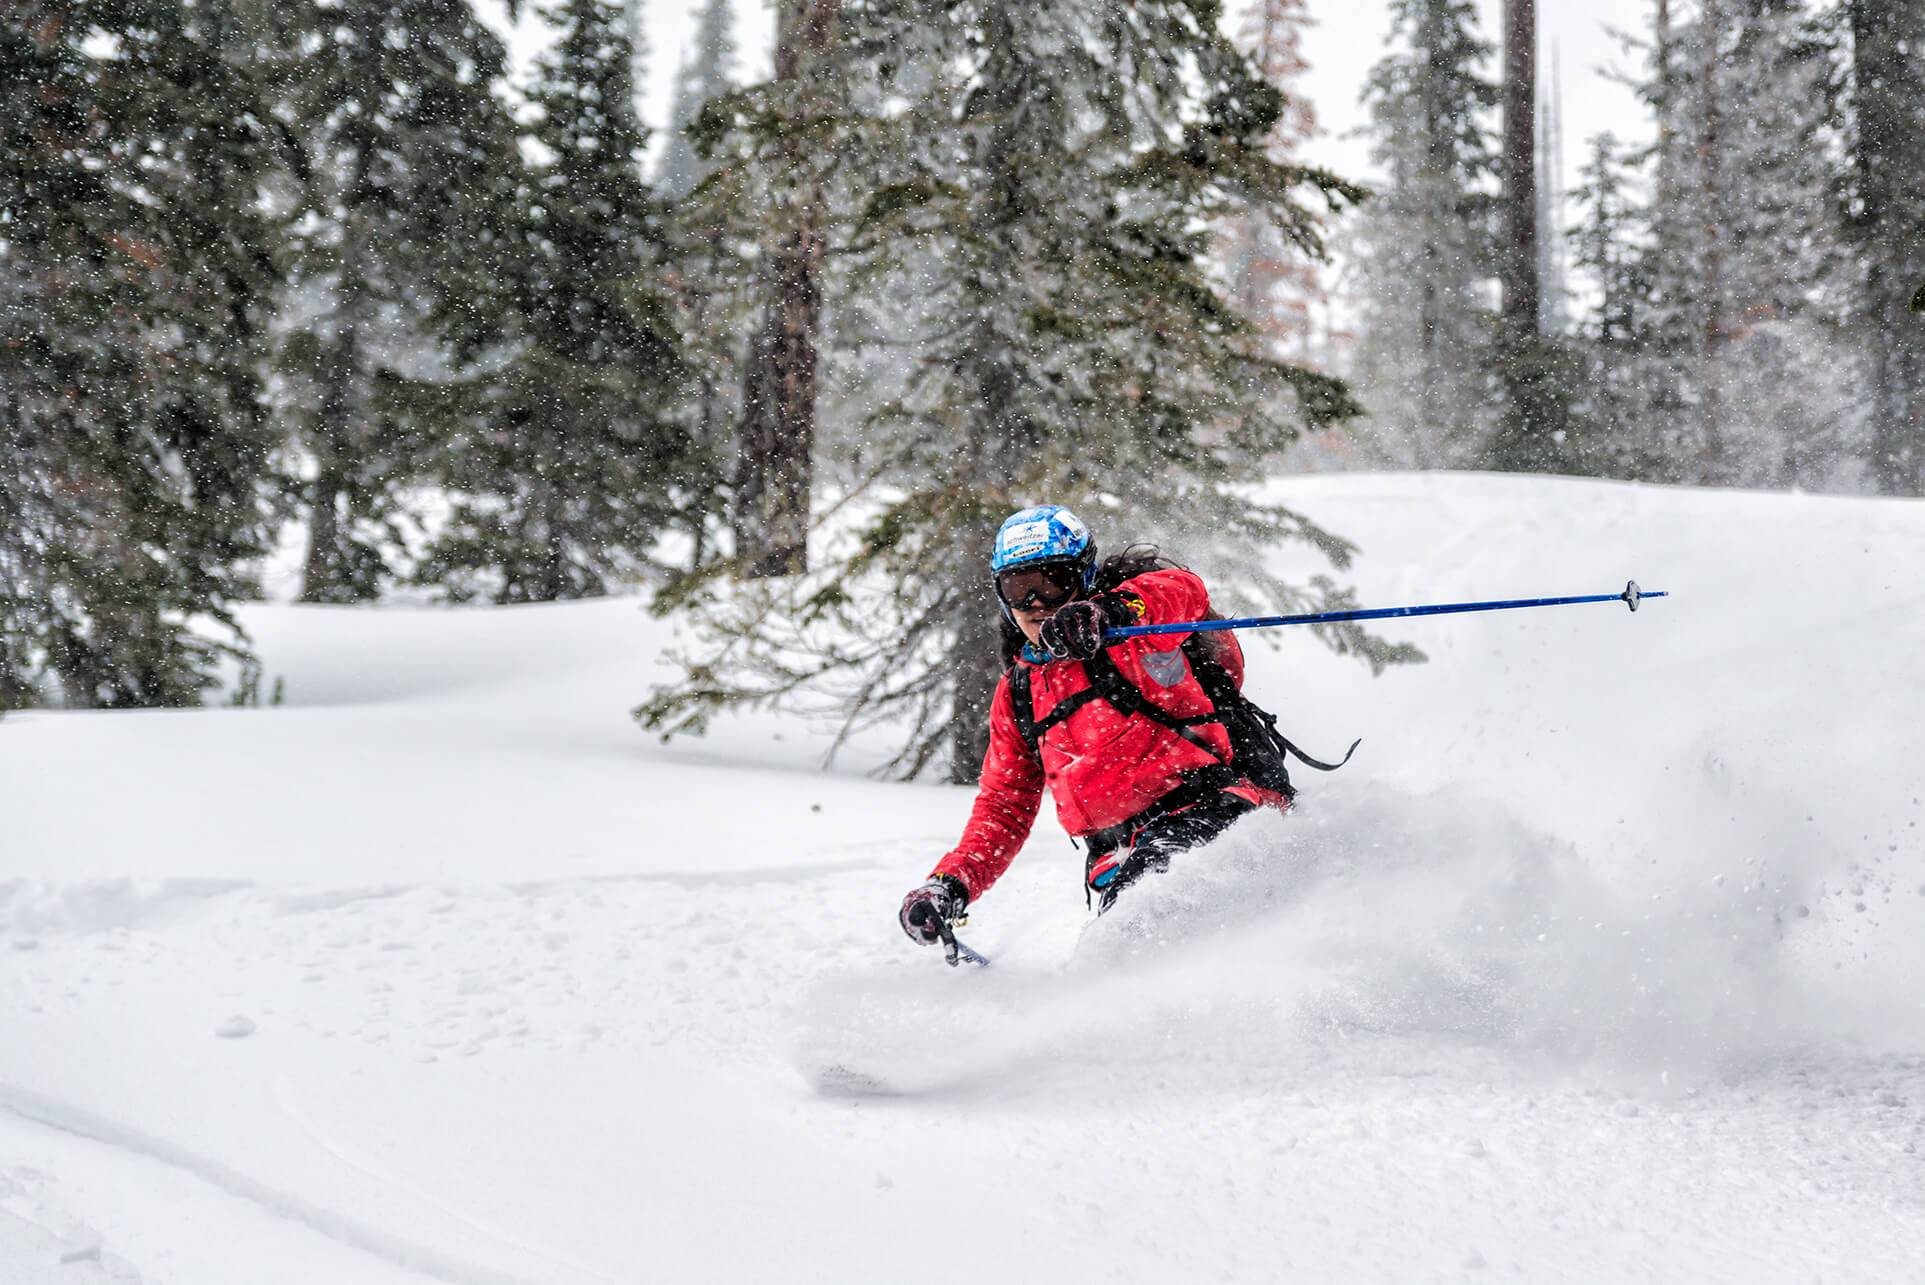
[1565,132,1661,476]
[1601,0,1852,486]
[1829,0,1925,494]
[268,0,520,602]
[641,0,1417,781]
[416,0,691,603]
[1714,0,1857,486]
[1609,0,1706,478]
[1,0,281,708]
[657,0,738,202]
[1348,0,1504,468]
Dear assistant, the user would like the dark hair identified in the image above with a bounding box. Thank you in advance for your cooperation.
[996,544,1187,668]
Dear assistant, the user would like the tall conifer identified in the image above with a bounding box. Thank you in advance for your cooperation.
[1349,0,1504,468]
[657,0,744,569]
[1837,0,1925,494]
[2,0,280,707]
[267,0,519,602]
[1609,0,1851,485]
[730,0,842,579]
[657,0,738,201]
[1223,0,1325,360]
[1566,132,1659,476]
[418,0,690,603]
[642,0,1416,781]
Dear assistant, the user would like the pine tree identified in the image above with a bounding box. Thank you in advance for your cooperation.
[1221,0,1325,361]
[1593,0,1698,480]
[1566,132,1660,476]
[1,0,281,708]
[1349,0,1504,468]
[267,0,520,602]
[1835,0,1925,494]
[1498,0,1540,343]
[1716,0,1857,486]
[657,0,738,201]
[1485,0,1582,476]
[641,0,1417,781]
[416,0,690,603]
[656,0,744,569]
[1697,0,1730,478]
[1535,52,1570,334]
[729,0,843,579]
[1616,0,1851,486]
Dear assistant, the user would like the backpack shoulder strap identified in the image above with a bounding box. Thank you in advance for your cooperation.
[1007,664,1039,757]
[1009,663,1104,759]
[1082,649,1228,763]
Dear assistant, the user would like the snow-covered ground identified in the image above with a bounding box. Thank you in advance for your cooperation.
[3,473,1922,1284]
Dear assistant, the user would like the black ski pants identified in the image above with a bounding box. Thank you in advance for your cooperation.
[1084,786,1256,913]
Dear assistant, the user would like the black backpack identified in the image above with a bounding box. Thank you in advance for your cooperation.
[1005,638,1357,801]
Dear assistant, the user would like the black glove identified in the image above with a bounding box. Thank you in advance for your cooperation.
[1039,593,1135,661]
[898,875,968,945]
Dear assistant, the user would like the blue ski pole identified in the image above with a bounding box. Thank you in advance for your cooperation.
[1104,580,1667,642]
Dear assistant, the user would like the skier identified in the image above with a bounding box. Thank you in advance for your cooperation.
[899,504,1289,949]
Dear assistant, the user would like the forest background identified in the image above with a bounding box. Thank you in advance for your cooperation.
[4,0,1921,780]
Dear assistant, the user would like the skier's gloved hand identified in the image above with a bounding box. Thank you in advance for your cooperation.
[1040,593,1136,661]
[898,875,968,946]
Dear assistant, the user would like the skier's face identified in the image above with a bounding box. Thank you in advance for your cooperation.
[997,562,1082,645]
[1012,602,1054,645]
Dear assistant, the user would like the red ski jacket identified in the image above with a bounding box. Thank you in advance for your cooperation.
[932,568,1278,901]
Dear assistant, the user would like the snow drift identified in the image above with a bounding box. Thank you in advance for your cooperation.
[3,473,1923,1284]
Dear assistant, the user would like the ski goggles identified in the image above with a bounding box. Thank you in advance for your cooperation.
[995,561,1083,613]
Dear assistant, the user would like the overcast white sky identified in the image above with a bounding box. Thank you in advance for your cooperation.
[487,0,1656,205]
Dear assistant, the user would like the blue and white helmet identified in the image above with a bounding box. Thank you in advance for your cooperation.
[990,505,1097,587]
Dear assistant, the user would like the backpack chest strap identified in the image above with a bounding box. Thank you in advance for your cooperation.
[1008,650,1226,762]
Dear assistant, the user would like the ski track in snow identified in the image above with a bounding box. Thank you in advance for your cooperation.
[0,1082,548,1285]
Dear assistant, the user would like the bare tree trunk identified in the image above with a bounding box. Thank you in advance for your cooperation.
[535,444,566,602]
[734,235,821,577]
[731,0,840,578]
[1500,0,1540,336]
[1653,0,1674,209]
[1850,0,1925,496]
[947,530,1003,783]
[0,399,36,709]
[945,12,1032,783]
[1487,0,1551,472]
[690,370,718,571]
[300,312,359,603]
[1698,0,1726,482]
